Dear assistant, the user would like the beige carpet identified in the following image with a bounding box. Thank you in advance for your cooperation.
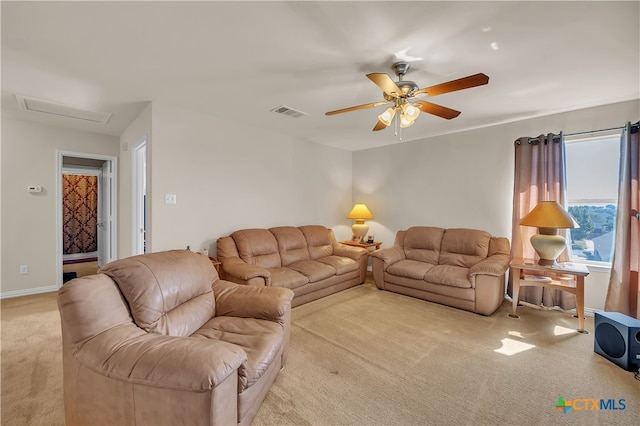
[2,278,639,425]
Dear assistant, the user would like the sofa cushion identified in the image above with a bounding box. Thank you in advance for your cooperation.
[404,227,445,264]
[232,229,282,268]
[99,250,215,337]
[386,259,435,280]
[268,267,309,289]
[317,255,359,275]
[438,228,491,268]
[270,226,310,266]
[299,225,334,259]
[288,260,336,282]
[424,265,472,288]
[193,316,283,391]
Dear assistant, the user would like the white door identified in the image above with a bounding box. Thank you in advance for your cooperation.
[133,139,147,254]
[97,161,113,266]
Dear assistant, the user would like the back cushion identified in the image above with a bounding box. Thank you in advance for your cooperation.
[270,226,310,266]
[231,229,282,268]
[299,225,334,259]
[489,237,511,257]
[438,228,491,268]
[403,227,445,264]
[100,250,216,337]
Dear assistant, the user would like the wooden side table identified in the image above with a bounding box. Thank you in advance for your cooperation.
[340,241,382,252]
[509,257,590,333]
[208,256,221,275]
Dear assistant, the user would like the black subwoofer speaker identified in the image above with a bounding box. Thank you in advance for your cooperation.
[594,311,640,371]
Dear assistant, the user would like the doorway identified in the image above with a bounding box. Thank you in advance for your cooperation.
[56,151,117,288]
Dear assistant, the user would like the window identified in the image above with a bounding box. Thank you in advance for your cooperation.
[565,133,620,265]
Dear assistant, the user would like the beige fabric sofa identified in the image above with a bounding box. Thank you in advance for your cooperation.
[371,227,510,315]
[217,225,369,307]
[58,250,294,426]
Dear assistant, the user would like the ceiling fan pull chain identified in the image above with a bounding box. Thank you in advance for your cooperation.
[395,113,403,142]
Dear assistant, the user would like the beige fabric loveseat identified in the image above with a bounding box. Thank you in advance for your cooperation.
[371,227,510,315]
[217,225,369,307]
[58,250,294,426]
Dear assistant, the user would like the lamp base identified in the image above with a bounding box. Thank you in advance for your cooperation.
[530,232,567,265]
[351,221,369,239]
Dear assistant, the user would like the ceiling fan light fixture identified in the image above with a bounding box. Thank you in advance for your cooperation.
[378,107,396,126]
[399,114,416,128]
[402,102,420,121]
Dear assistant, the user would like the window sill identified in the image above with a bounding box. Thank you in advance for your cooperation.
[572,261,611,273]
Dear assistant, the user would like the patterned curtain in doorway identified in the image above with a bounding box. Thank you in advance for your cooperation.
[63,174,98,254]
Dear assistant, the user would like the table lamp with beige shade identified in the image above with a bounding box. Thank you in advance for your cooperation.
[347,203,374,240]
[520,200,578,266]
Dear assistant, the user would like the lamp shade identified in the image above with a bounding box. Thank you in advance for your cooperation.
[347,204,374,220]
[519,201,576,229]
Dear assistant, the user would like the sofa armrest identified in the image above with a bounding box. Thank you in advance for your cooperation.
[76,324,247,391]
[469,254,510,277]
[220,257,271,285]
[371,245,405,268]
[332,242,369,260]
[213,279,294,325]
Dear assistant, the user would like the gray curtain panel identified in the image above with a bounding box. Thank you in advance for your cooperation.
[606,121,640,318]
[509,133,576,310]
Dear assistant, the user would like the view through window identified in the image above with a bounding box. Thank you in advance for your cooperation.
[565,133,620,265]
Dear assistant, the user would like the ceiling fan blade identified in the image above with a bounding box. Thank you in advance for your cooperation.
[414,73,489,97]
[373,120,387,131]
[414,101,461,120]
[366,73,402,97]
[325,101,389,116]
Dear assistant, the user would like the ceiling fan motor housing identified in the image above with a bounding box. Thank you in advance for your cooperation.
[390,61,419,98]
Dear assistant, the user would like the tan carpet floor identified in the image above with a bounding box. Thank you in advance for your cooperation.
[2,277,639,425]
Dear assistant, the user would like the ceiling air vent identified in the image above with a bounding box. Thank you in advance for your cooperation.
[15,95,112,124]
[270,105,307,118]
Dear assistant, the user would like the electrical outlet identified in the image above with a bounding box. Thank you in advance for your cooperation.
[164,193,177,204]
[19,265,28,275]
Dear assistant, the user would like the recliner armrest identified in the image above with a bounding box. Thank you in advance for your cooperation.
[469,254,510,277]
[331,242,368,260]
[371,245,405,268]
[213,279,294,325]
[75,323,248,391]
[220,257,271,285]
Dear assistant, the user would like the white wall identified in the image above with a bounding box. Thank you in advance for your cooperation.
[0,118,119,296]
[3,99,637,309]
[148,103,353,254]
[353,99,639,311]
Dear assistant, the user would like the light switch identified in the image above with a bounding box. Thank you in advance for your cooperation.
[164,194,177,204]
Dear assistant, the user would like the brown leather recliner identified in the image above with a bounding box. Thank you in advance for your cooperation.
[57,250,294,426]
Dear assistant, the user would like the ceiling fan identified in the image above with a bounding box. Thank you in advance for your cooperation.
[325,61,489,131]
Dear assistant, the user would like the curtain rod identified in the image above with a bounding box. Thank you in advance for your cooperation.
[564,125,624,137]
[566,121,639,137]
[515,121,639,144]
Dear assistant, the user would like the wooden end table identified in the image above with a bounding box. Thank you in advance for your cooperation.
[509,257,590,333]
[340,241,382,252]
[208,256,221,275]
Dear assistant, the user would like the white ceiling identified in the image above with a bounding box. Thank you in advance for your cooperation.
[2,1,639,151]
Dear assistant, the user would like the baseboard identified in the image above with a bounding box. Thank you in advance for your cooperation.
[0,285,59,299]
